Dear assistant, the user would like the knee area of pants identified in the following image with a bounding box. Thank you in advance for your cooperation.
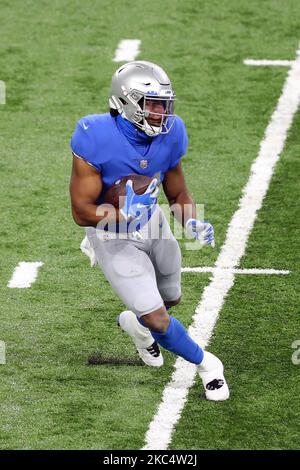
[133,292,163,316]
[165,296,181,309]
[161,286,181,303]
[155,240,181,276]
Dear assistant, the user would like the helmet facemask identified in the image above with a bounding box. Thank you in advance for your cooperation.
[139,94,176,136]
[116,90,176,137]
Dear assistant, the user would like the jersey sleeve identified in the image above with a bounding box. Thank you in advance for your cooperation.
[70,119,101,172]
[168,116,188,170]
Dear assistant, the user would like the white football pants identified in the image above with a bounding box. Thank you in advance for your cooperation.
[86,206,181,317]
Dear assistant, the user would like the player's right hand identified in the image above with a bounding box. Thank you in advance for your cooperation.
[120,178,159,221]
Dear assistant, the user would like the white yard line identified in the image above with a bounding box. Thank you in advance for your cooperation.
[8,262,44,288]
[182,267,290,275]
[143,45,300,450]
[244,59,294,66]
[113,40,141,62]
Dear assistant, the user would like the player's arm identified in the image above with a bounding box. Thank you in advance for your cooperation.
[69,155,122,227]
[163,162,214,246]
[162,162,196,226]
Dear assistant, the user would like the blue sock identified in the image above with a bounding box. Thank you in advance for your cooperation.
[149,316,204,365]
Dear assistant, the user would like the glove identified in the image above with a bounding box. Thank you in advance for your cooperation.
[120,178,159,222]
[185,218,215,247]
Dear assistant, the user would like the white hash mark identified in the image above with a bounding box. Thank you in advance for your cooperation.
[8,262,44,288]
[113,39,141,62]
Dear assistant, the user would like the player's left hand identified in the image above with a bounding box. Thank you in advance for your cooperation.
[185,218,215,247]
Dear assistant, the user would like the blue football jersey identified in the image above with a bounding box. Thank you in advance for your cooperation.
[70,113,188,231]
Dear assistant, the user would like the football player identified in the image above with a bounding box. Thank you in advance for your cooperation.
[70,61,229,400]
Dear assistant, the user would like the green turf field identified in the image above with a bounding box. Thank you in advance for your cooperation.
[0,0,300,450]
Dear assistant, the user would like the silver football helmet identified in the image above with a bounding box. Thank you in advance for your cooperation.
[109,60,176,137]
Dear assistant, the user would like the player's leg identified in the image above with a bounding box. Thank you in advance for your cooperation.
[144,212,229,400]
[148,207,182,308]
[115,209,181,363]
[140,307,229,401]
[150,236,182,309]
[86,229,164,366]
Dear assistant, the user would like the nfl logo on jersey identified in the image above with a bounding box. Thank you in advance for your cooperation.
[139,160,148,169]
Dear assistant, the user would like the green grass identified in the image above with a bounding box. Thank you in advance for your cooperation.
[0,0,300,449]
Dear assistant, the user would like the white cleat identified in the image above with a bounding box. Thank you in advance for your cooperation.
[117,310,164,368]
[136,341,164,368]
[197,351,230,401]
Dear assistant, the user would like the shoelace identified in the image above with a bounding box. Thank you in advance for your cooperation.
[146,342,160,358]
